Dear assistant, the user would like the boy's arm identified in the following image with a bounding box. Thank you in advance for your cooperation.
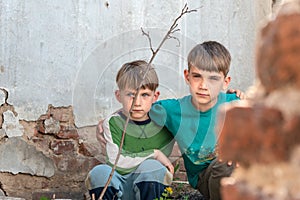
[149,102,168,127]
[96,109,122,152]
[96,119,106,155]
[154,149,174,174]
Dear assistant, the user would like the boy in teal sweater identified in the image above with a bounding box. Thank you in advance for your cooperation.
[149,41,240,200]
[85,60,174,200]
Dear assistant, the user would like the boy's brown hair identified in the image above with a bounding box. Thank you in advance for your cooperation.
[116,60,159,91]
[187,41,231,76]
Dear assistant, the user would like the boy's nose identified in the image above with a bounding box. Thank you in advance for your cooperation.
[199,79,207,89]
[134,95,141,105]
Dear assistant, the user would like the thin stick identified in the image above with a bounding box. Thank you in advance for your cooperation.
[98,3,196,200]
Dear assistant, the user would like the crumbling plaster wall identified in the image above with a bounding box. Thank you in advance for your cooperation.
[0,0,272,127]
[0,0,273,199]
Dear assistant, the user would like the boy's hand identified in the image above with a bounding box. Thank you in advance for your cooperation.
[219,159,239,168]
[96,119,107,154]
[227,89,246,100]
[154,149,174,174]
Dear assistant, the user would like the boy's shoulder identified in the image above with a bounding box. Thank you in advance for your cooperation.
[103,111,122,126]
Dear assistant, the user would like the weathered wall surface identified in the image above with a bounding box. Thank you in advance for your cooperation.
[0,0,272,127]
[0,98,102,199]
[0,0,274,199]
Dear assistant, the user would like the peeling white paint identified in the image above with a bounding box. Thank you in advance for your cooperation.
[0,0,272,127]
[0,137,55,177]
[2,110,23,137]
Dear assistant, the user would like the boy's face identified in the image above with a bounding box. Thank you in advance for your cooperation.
[115,87,160,121]
[184,65,231,111]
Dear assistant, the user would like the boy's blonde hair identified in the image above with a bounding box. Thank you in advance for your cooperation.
[116,60,159,91]
[187,41,231,76]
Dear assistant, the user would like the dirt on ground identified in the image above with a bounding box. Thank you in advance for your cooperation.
[170,182,205,200]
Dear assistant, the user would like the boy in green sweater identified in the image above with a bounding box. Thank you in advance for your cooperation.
[85,60,174,200]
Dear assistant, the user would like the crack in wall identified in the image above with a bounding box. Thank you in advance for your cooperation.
[0,181,7,196]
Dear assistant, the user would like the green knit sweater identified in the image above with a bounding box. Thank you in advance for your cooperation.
[103,111,174,175]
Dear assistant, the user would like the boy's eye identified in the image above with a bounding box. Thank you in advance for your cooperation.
[127,92,135,97]
[209,76,221,81]
[141,93,150,97]
[192,74,202,78]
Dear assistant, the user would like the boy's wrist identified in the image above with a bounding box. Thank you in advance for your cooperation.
[153,149,158,158]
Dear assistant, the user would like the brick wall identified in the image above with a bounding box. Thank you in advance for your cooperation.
[218,1,300,199]
[0,102,103,199]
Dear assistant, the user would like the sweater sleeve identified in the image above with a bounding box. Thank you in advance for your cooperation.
[103,116,155,174]
[149,102,168,127]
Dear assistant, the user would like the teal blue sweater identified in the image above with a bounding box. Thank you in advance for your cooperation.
[150,93,239,188]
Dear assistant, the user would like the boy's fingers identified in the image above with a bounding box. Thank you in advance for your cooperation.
[96,120,104,134]
[96,120,106,144]
[226,89,246,100]
[166,164,174,174]
[226,89,236,94]
[227,160,233,166]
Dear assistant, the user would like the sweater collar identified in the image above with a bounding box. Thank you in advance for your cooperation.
[118,111,151,125]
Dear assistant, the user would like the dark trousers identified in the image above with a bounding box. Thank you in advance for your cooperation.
[197,159,235,200]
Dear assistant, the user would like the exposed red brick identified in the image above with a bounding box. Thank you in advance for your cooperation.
[56,128,79,139]
[47,104,75,125]
[38,113,50,121]
[36,119,46,134]
[283,115,300,155]
[50,140,75,155]
[78,143,93,157]
[217,103,293,166]
[19,120,37,139]
[170,142,181,157]
[222,179,265,200]
[256,11,300,92]
[52,155,100,173]
[173,171,188,181]
[31,136,51,152]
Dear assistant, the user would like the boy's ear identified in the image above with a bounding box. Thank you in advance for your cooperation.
[115,90,121,103]
[222,76,231,90]
[152,91,160,103]
[184,69,189,83]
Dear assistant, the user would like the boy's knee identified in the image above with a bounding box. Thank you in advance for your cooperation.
[137,159,165,172]
[211,161,234,178]
[85,164,114,190]
[135,159,173,185]
[90,164,113,178]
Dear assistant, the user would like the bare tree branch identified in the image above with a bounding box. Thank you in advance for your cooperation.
[147,3,197,62]
[141,28,155,54]
[98,3,197,200]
